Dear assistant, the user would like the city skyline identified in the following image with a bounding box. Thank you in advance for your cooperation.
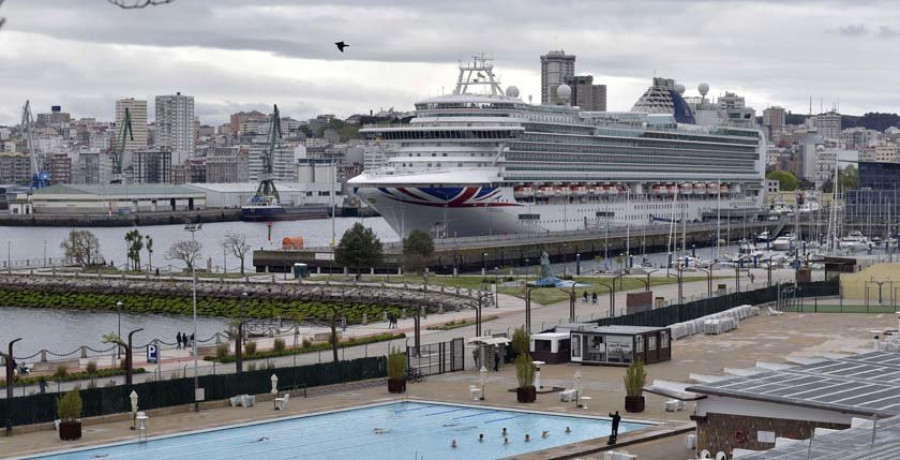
[2,0,900,125]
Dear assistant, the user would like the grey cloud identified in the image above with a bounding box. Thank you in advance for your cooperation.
[838,24,868,36]
[876,25,900,38]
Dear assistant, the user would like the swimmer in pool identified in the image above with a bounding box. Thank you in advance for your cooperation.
[524,434,531,442]
[451,439,458,448]
[504,437,510,445]
[542,430,550,438]
[373,428,390,434]
[565,426,572,434]
[479,433,484,442]
[502,427,507,436]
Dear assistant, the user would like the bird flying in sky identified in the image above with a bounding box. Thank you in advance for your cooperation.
[335,41,348,53]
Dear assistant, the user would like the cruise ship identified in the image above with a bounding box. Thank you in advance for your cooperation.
[349,57,765,238]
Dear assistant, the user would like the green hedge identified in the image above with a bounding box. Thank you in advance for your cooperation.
[0,288,407,322]
[205,333,404,363]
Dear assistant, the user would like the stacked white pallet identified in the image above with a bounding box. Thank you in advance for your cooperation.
[671,305,759,340]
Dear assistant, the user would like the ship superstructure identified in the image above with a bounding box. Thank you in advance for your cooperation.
[349,57,765,238]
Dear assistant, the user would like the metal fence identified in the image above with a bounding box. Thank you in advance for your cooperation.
[407,337,465,376]
[587,280,841,329]
[0,355,386,428]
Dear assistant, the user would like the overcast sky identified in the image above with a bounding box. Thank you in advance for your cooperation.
[0,0,898,125]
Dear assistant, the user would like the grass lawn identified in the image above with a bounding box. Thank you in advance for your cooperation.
[315,273,714,305]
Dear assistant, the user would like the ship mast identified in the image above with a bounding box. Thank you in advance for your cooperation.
[453,54,504,97]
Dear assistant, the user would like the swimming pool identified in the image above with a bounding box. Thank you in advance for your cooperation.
[28,401,651,460]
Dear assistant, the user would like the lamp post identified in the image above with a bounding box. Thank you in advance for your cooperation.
[667,266,684,305]
[116,301,123,359]
[125,328,144,386]
[696,263,718,297]
[643,268,660,292]
[184,222,202,412]
[482,252,487,276]
[594,276,620,318]
[525,285,535,334]
[3,338,21,435]
[236,292,248,374]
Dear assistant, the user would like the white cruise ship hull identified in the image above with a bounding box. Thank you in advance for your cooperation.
[353,183,756,238]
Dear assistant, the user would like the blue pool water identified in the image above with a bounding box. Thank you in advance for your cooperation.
[29,401,650,460]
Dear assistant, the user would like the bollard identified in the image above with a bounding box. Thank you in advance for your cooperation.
[362,313,367,325]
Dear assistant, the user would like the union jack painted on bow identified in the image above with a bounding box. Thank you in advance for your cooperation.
[377,187,520,208]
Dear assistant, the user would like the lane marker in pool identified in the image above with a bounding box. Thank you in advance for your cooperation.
[483,414,525,424]
[453,411,498,420]
[423,408,469,416]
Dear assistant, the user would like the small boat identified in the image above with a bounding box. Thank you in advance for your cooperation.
[756,231,771,243]
[772,234,796,251]
[839,231,870,251]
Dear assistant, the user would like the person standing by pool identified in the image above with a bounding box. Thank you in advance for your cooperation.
[176,332,182,349]
[608,411,621,445]
[494,348,500,371]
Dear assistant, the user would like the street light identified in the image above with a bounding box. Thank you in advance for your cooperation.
[696,262,719,297]
[667,266,685,305]
[594,274,622,318]
[184,222,203,412]
[482,252,488,276]
[116,301,123,359]
[525,284,536,334]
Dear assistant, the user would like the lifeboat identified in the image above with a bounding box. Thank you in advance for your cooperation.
[570,185,588,196]
[282,236,305,250]
[537,185,554,197]
[707,183,718,194]
[666,184,678,195]
[590,184,603,195]
[607,184,619,195]
[514,186,534,198]
[680,183,693,194]
[652,184,666,195]
[694,183,706,195]
[618,184,629,194]
[556,185,570,196]
[720,183,730,193]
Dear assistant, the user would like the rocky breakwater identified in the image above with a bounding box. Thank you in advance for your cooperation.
[0,275,480,323]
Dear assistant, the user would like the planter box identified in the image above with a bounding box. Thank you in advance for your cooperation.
[516,386,537,403]
[388,378,406,394]
[625,395,645,413]
[59,421,81,440]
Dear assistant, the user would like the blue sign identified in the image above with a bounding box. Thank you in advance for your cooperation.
[147,344,159,364]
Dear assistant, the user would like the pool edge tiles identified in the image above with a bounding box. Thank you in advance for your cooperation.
[21,400,656,460]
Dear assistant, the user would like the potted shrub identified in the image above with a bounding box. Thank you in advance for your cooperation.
[57,387,83,440]
[511,327,529,361]
[515,353,536,403]
[387,348,407,393]
[624,359,647,413]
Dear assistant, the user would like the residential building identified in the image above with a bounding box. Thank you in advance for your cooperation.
[46,153,72,185]
[114,98,148,166]
[205,146,249,183]
[229,111,267,137]
[540,50,576,105]
[154,92,195,165]
[74,149,113,185]
[36,106,71,129]
[0,152,31,185]
[248,144,295,182]
[874,143,899,163]
[761,106,785,139]
[131,149,172,184]
[565,75,606,111]
[814,111,841,141]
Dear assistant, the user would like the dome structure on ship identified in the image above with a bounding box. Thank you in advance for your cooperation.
[631,77,696,124]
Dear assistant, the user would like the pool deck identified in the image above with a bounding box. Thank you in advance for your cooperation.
[1,311,893,460]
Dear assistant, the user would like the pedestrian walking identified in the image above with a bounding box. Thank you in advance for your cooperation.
[190,333,195,347]
[591,292,598,304]
[176,332,182,350]
[494,348,500,372]
[749,272,755,285]
[582,291,588,304]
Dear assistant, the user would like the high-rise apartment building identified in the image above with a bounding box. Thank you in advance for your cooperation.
[565,75,607,111]
[229,111,267,137]
[205,147,249,183]
[0,152,31,184]
[114,98,148,163]
[248,144,295,182]
[814,111,842,141]
[155,92,195,166]
[762,106,786,138]
[540,50,575,105]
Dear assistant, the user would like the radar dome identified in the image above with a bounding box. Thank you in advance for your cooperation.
[556,84,572,102]
[816,145,826,152]
[675,84,686,94]
[698,83,710,97]
[505,86,520,98]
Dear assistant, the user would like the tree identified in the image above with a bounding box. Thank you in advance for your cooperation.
[841,164,859,190]
[402,229,434,275]
[334,223,383,279]
[166,240,202,271]
[766,170,799,192]
[60,230,102,267]
[124,229,144,271]
[107,0,175,8]
[222,232,251,275]
[146,236,154,271]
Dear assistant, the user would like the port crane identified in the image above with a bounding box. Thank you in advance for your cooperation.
[249,104,282,206]
[111,107,133,184]
[21,101,50,189]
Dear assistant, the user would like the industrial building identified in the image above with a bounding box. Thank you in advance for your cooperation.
[9,184,206,215]
[185,182,340,209]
